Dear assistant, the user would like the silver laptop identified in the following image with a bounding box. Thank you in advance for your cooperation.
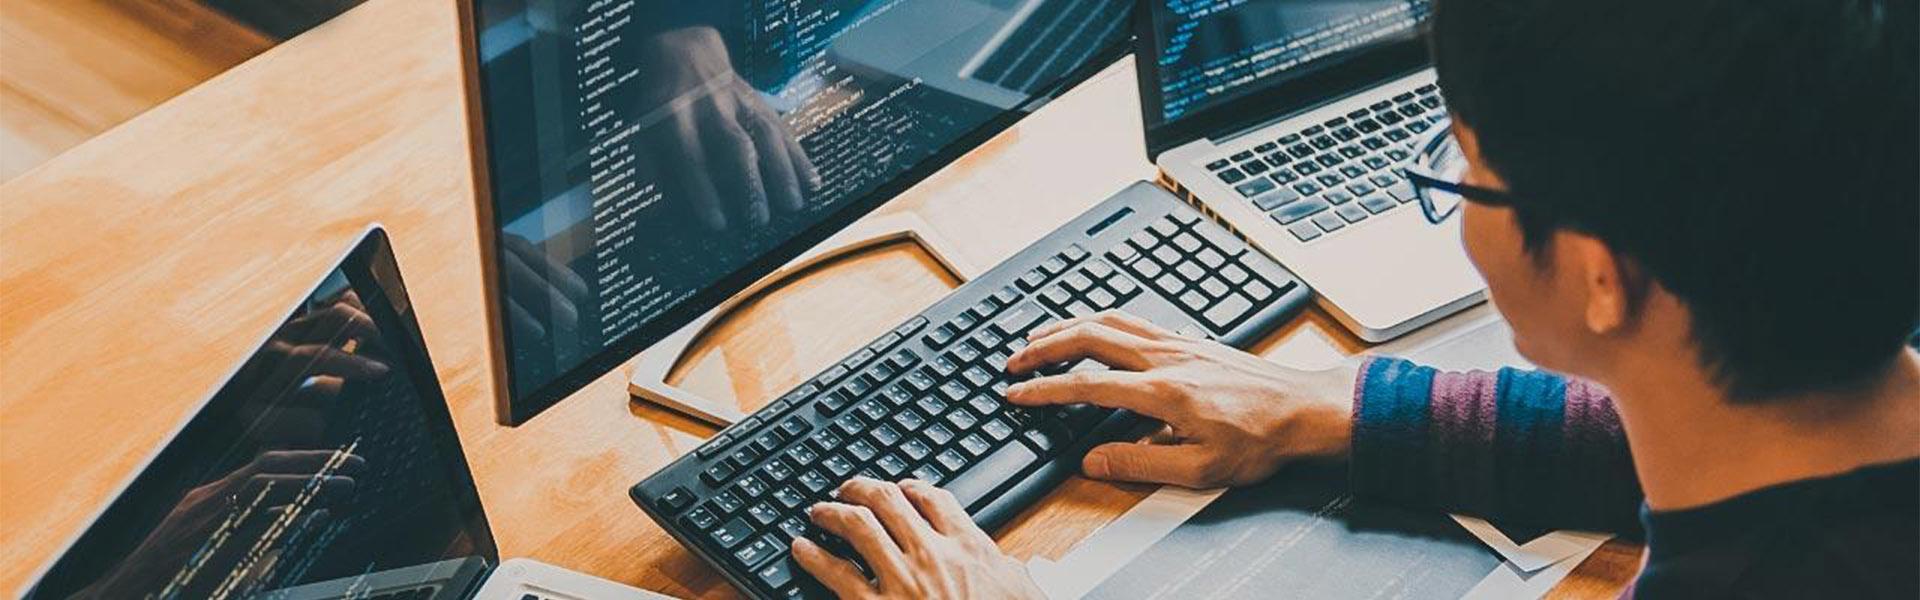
[1135,0,1485,341]
[830,0,1132,110]
[19,227,666,600]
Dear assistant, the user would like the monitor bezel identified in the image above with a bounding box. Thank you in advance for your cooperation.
[21,226,501,598]
[1131,0,1434,161]
[457,0,1135,425]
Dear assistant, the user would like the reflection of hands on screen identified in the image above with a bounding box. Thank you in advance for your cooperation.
[231,293,391,445]
[501,234,590,343]
[76,450,365,599]
[637,26,821,231]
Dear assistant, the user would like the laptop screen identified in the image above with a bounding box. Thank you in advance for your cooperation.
[1138,0,1432,145]
[27,230,496,600]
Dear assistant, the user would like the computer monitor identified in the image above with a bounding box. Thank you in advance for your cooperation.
[23,228,500,599]
[458,0,1134,424]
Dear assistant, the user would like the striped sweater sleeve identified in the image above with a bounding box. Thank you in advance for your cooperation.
[1348,356,1644,535]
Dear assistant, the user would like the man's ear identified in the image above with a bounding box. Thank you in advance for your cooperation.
[1560,231,1632,335]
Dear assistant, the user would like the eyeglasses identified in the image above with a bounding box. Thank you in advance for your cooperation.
[1398,122,1518,224]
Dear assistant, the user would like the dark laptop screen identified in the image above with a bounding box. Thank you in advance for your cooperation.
[1141,0,1431,127]
[27,231,495,600]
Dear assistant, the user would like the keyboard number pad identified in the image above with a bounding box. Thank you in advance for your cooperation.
[1111,215,1278,333]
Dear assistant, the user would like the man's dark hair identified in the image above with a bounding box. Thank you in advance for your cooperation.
[1430,0,1918,400]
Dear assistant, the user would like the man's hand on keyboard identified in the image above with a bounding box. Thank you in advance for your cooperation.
[792,477,1044,600]
[1003,310,1358,488]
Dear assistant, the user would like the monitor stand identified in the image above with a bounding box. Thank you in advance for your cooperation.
[627,211,983,427]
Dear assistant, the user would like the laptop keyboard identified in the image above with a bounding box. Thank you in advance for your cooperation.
[1204,83,1448,243]
[970,0,1130,94]
[631,184,1311,599]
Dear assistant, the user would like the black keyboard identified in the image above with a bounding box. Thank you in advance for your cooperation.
[629,182,1312,599]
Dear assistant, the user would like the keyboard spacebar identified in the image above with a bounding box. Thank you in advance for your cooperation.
[944,442,1041,512]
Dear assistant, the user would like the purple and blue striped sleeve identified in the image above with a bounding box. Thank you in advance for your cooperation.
[1348,357,1644,534]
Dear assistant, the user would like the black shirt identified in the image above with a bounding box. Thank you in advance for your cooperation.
[1634,459,1919,598]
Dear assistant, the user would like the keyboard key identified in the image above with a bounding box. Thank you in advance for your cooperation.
[712,517,755,549]
[1361,195,1398,214]
[711,490,747,515]
[1312,212,1347,233]
[1220,264,1250,284]
[757,557,796,590]
[900,439,933,461]
[1270,199,1332,225]
[1240,160,1270,176]
[1153,272,1185,295]
[869,424,904,447]
[763,458,796,482]
[1216,168,1247,184]
[1203,294,1255,330]
[1022,425,1068,454]
[1244,279,1275,302]
[1230,150,1256,162]
[660,486,696,512]
[1336,204,1370,224]
[1150,245,1183,268]
[823,454,856,478]
[1199,277,1230,299]
[773,486,807,509]
[935,449,970,471]
[684,506,719,530]
[1325,191,1354,205]
[847,439,879,461]
[1289,221,1322,242]
[798,470,832,493]
[1087,287,1118,309]
[875,453,911,478]
[747,502,780,526]
[923,423,957,446]
[1205,158,1231,171]
[891,409,928,432]
[1108,276,1139,297]
[777,516,810,541]
[944,441,1040,511]
[787,444,820,466]
[737,474,770,499]
[733,534,780,567]
[982,417,1017,441]
[1228,176,1274,198]
[703,463,738,487]
[1175,261,1207,282]
[958,433,993,457]
[945,410,980,431]
[1387,182,1419,203]
[991,302,1048,337]
[1178,290,1209,312]
[1252,188,1301,211]
[1264,152,1291,168]
[1132,258,1163,280]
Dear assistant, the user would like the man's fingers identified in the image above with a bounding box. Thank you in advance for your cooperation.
[808,502,910,585]
[792,537,874,599]
[501,235,590,302]
[286,344,390,380]
[1028,310,1171,341]
[664,112,728,230]
[1005,321,1157,374]
[506,298,547,341]
[698,100,770,228]
[898,479,993,547]
[835,478,937,552]
[1003,370,1187,423]
[503,244,581,329]
[1081,442,1219,488]
[737,100,805,213]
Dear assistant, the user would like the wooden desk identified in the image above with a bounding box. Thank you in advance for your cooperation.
[0,0,1638,596]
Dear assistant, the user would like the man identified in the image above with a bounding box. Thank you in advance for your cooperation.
[788,0,1919,597]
